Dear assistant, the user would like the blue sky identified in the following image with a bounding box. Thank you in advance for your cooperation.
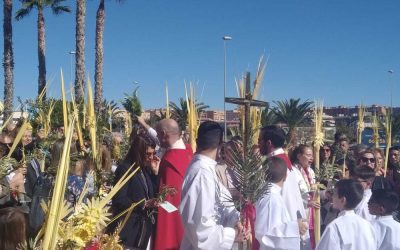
[2,0,400,109]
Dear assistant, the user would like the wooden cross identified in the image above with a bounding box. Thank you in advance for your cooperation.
[225,72,268,152]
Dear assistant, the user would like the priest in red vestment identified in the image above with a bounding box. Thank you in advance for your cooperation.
[154,119,193,250]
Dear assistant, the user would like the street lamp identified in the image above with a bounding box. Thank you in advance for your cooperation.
[223,36,232,141]
[69,51,76,85]
[388,70,394,109]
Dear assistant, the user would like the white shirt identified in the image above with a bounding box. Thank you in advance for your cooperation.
[180,154,240,250]
[147,127,160,146]
[316,210,376,250]
[354,188,375,222]
[372,215,400,250]
[255,183,300,250]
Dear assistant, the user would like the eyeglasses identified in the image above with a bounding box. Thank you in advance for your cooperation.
[323,148,331,152]
[361,157,375,163]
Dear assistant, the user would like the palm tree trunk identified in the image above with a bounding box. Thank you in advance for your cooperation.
[75,0,86,103]
[94,0,105,114]
[37,8,46,98]
[3,0,14,119]
[287,128,297,153]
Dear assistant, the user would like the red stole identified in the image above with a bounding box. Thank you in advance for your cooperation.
[275,153,293,170]
[153,144,193,250]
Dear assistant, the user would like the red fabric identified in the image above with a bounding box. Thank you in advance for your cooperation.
[275,153,293,170]
[154,144,193,250]
[242,202,260,250]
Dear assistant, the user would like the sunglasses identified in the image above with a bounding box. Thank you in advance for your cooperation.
[323,148,331,152]
[361,157,375,163]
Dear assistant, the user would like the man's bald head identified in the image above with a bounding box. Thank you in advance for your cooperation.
[156,119,181,148]
[157,119,180,135]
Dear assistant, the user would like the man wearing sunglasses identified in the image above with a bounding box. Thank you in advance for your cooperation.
[357,150,376,171]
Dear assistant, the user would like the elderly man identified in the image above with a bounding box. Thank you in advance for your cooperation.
[153,119,193,250]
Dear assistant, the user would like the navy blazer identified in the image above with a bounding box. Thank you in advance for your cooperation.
[110,162,156,249]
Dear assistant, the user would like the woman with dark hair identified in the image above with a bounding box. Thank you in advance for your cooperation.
[111,134,160,250]
[0,207,27,250]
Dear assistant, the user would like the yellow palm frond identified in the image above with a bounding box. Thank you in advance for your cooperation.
[70,88,84,150]
[42,116,75,249]
[166,82,170,119]
[357,105,365,144]
[384,108,392,177]
[87,78,97,161]
[61,70,69,134]
[7,120,28,158]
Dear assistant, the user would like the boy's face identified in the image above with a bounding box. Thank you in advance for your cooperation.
[332,188,345,210]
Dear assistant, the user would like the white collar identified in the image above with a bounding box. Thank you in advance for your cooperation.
[195,154,217,174]
[195,153,217,165]
[170,138,186,150]
[270,183,282,194]
[339,210,355,217]
[267,148,285,157]
[377,215,394,220]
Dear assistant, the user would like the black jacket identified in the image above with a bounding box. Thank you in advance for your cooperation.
[110,162,156,249]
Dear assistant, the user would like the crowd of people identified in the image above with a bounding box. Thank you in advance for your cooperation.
[0,117,399,250]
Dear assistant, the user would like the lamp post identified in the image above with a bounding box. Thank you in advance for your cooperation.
[388,70,394,109]
[69,51,76,85]
[223,36,232,141]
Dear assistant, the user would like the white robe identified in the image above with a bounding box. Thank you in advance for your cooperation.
[354,188,375,222]
[268,148,310,249]
[372,215,400,250]
[268,149,307,220]
[255,183,300,250]
[316,210,376,250]
[179,154,240,250]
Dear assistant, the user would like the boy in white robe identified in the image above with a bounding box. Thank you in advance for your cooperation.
[180,121,247,250]
[368,190,400,250]
[255,156,307,250]
[352,166,376,221]
[316,179,376,250]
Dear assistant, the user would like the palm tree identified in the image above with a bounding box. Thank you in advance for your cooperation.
[15,0,71,99]
[74,0,85,103]
[94,0,123,113]
[3,0,14,120]
[273,98,313,148]
[169,97,209,131]
[261,103,277,127]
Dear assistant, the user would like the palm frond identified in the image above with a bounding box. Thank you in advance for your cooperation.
[51,5,71,14]
[121,87,142,119]
[15,5,34,20]
[227,132,270,208]
[170,97,209,131]
[261,103,277,126]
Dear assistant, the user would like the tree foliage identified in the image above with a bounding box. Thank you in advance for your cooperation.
[121,87,142,120]
[169,97,209,131]
[272,98,313,147]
